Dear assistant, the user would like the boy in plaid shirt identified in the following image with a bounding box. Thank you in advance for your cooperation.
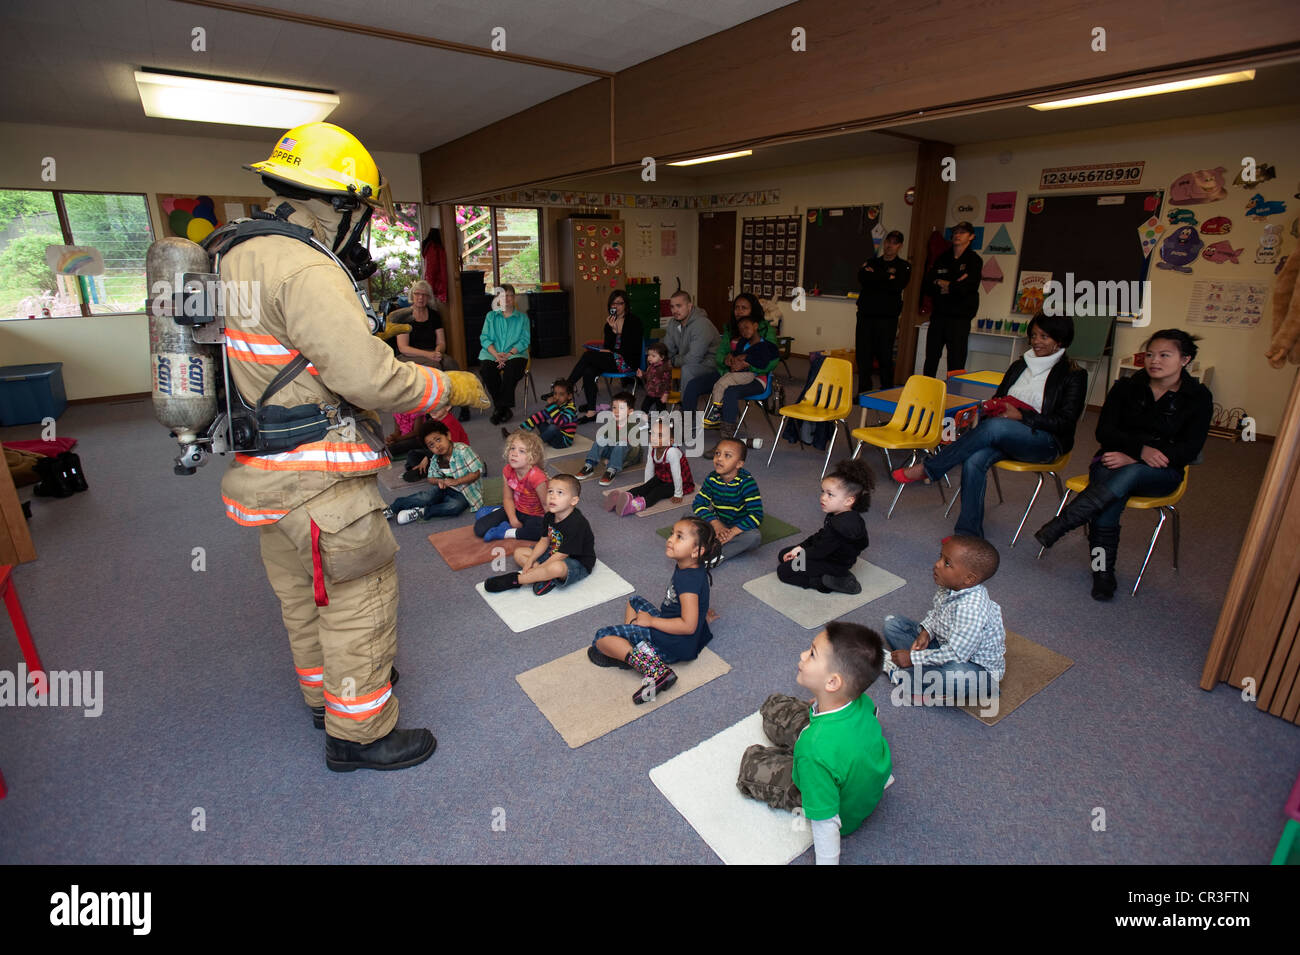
[388,419,485,524]
[882,535,1005,704]
[510,379,578,449]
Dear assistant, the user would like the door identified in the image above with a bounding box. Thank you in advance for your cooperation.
[697,211,736,332]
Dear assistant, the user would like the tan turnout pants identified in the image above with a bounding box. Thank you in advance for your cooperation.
[259,478,401,743]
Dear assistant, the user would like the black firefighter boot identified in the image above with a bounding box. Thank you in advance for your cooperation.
[59,452,88,492]
[326,726,437,773]
[1089,524,1120,601]
[33,456,74,498]
[1034,483,1120,549]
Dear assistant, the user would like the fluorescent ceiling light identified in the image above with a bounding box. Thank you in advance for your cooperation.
[668,150,753,167]
[1030,70,1255,110]
[135,70,339,127]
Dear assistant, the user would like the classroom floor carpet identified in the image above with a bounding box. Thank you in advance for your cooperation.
[1,355,1296,865]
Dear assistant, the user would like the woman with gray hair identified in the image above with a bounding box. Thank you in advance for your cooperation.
[389,280,459,371]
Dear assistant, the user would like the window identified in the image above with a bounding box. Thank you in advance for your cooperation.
[0,189,154,320]
[366,201,422,307]
[455,205,542,291]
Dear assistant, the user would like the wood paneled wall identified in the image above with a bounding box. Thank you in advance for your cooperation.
[897,141,953,378]
[421,0,1300,201]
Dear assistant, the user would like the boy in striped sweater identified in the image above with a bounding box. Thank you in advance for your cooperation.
[693,437,764,563]
[508,379,578,449]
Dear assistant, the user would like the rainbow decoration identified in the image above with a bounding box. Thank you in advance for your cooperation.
[44,245,104,276]
[161,195,221,241]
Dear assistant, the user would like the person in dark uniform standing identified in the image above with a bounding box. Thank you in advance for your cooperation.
[922,221,983,376]
[855,230,911,392]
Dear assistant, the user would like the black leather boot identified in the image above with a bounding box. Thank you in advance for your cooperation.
[1089,524,1120,601]
[59,452,88,492]
[1035,484,1119,549]
[312,667,399,729]
[33,457,74,498]
[326,727,436,772]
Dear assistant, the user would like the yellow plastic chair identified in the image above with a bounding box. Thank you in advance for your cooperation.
[945,452,1071,547]
[1037,466,1190,595]
[765,356,854,479]
[851,375,947,519]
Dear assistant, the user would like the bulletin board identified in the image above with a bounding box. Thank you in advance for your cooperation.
[155,194,268,242]
[800,204,883,297]
[741,214,802,299]
[1013,190,1164,313]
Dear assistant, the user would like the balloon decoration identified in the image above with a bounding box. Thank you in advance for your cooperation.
[160,195,221,241]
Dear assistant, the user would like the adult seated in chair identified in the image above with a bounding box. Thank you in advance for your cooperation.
[479,284,530,425]
[1035,329,1211,601]
[389,281,459,371]
[662,290,718,407]
[680,293,778,416]
[701,310,780,440]
[566,288,643,421]
[895,312,1087,539]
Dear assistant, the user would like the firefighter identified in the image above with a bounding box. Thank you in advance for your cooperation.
[220,122,487,771]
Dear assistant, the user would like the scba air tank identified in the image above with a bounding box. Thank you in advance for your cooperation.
[147,237,220,444]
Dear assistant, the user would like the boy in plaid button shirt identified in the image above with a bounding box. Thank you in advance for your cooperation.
[882,535,1005,704]
[388,419,485,524]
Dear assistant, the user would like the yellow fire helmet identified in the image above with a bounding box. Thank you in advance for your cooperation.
[246,122,387,209]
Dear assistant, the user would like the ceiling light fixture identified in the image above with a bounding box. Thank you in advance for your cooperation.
[1029,70,1255,110]
[667,150,754,167]
[134,69,339,127]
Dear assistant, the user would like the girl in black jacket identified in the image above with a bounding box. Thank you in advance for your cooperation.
[567,288,644,420]
[895,312,1087,538]
[1035,329,1212,600]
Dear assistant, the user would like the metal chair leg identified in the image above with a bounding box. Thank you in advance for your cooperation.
[767,416,787,467]
[820,424,838,479]
[991,468,1004,505]
[1169,506,1180,571]
[1132,510,1167,596]
[736,402,749,434]
[1036,489,1073,559]
[886,479,906,519]
[1010,473,1046,548]
[945,484,962,519]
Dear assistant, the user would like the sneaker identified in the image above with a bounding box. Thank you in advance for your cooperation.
[396,509,422,525]
[482,521,511,542]
[604,490,628,513]
[475,505,499,520]
[701,402,723,429]
[484,572,519,593]
[598,469,618,487]
[618,494,645,517]
[587,645,634,669]
[633,669,677,705]
[383,506,395,521]
[821,574,862,595]
[532,578,559,596]
[576,463,597,480]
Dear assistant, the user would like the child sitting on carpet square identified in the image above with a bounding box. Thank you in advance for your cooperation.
[474,430,549,543]
[387,419,484,524]
[693,437,763,563]
[777,458,873,594]
[881,535,1005,708]
[510,378,578,449]
[736,621,892,865]
[578,391,645,487]
[485,474,596,596]
[605,416,693,516]
[588,517,722,704]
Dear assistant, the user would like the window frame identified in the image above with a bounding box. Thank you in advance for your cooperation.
[458,205,544,292]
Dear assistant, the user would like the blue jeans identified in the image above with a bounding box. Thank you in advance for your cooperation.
[883,613,998,700]
[391,484,470,520]
[923,416,1060,538]
[721,377,766,423]
[537,423,570,449]
[1085,459,1183,528]
[587,442,629,472]
[681,370,720,414]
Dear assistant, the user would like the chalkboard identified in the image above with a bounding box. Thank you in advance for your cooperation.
[1014,190,1164,314]
[801,205,883,297]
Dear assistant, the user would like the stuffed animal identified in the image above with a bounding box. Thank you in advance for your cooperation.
[1202,241,1243,264]
[1245,194,1287,219]
[1265,246,1300,367]
[1155,226,1204,273]
[1201,216,1233,235]
[1255,224,1282,266]
[1168,208,1198,226]
[1169,167,1228,205]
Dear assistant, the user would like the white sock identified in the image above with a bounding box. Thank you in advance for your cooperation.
[504,528,518,539]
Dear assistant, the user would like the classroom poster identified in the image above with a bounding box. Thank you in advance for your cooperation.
[740,214,802,299]
[1186,279,1268,328]
[636,222,654,257]
[1014,271,1052,314]
[661,228,677,256]
[985,192,1017,222]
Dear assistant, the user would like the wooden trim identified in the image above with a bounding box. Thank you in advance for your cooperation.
[1202,367,1300,689]
[67,393,150,405]
[896,141,952,379]
[172,0,612,78]
[437,204,467,370]
[0,451,36,566]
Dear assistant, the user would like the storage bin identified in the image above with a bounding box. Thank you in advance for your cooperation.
[0,363,67,426]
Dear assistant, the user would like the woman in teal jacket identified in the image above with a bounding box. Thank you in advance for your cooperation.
[479,284,531,424]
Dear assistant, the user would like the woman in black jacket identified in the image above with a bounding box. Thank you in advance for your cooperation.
[1035,328,1211,600]
[895,312,1087,538]
[567,288,643,420]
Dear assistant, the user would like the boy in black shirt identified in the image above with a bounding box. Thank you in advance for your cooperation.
[855,230,911,390]
[485,474,596,595]
[923,221,983,376]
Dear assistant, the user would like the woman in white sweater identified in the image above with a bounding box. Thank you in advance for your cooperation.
[894,312,1087,538]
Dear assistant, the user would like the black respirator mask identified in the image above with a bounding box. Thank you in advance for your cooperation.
[330,196,378,282]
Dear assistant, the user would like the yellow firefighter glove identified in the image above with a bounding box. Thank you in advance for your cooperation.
[446,371,492,410]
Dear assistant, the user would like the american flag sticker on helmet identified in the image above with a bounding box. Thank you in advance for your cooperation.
[279,137,297,149]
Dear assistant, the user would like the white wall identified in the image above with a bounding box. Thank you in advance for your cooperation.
[0,123,422,400]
